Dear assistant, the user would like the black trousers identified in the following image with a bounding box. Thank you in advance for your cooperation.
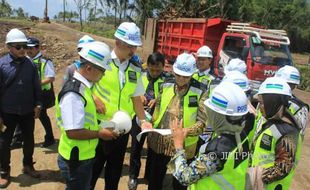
[0,112,35,176]
[147,149,187,190]
[90,133,129,190]
[39,108,54,141]
[12,109,54,143]
[129,117,150,179]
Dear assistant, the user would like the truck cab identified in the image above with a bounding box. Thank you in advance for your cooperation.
[214,23,293,88]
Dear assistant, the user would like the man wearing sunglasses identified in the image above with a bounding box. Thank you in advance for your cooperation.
[0,28,42,188]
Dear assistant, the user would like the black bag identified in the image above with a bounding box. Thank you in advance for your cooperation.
[42,83,55,109]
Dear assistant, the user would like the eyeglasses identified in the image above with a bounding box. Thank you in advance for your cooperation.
[10,44,28,50]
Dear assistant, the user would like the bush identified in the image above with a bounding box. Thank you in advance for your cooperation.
[295,64,310,92]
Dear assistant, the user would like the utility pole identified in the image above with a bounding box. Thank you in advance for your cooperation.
[63,0,66,22]
[43,0,49,23]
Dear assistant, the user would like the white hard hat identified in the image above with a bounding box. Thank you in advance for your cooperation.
[275,65,300,85]
[114,22,142,46]
[77,35,94,49]
[258,77,292,96]
[224,58,247,74]
[197,45,213,58]
[6,28,28,44]
[173,53,197,76]
[222,70,250,91]
[78,41,112,71]
[111,111,132,135]
[204,82,248,116]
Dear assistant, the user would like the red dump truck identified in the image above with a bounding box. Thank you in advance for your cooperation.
[142,18,293,85]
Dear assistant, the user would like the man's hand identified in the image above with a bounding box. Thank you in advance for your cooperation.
[34,106,41,119]
[98,128,119,140]
[147,99,156,109]
[93,95,106,114]
[141,120,153,130]
[171,119,187,149]
[0,117,6,132]
[141,95,147,105]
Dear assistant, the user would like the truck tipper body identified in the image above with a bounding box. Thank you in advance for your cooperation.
[142,18,293,86]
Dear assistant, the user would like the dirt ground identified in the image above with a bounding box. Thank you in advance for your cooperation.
[1,21,310,190]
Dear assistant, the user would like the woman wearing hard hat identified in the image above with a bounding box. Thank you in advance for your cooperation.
[56,42,118,190]
[169,82,250,190]
[275,65,309,138]
[248,77,302,190]
[146,52,208,190]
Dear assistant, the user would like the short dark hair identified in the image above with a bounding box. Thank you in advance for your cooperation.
[147,52,165,66]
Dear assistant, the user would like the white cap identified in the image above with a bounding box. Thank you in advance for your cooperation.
[6,28,28,44]
[275,65,300,85]
[173,53,197,76]
[78,41,112,71]
[111,111,132,135]
[114,22,142,46]
[224,58,247,74]
[77,35,94,49]
[258,77,292,96]
[204,81,248,116]
[222,70,250,91]
[197,45,213,58]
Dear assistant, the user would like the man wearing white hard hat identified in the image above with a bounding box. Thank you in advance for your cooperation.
[62,35,95,85]
[193,45,215,87]
[0,28,42,188]
[91,22,152,190]
[275,65,309,138]
[56,42,118,190]
[249,77,302,190]
[146,53,208,190]
[170,82,250,190]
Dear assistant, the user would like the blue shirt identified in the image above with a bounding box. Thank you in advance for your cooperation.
[0,53,41,115]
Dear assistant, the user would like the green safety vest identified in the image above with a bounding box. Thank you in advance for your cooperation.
[153,82,203,147]
[190,137,249,190]
[192,72,214,87]
[251,123,302,190]
[56,80,99,161]
[33,57,52,90]
[92,61,142,119]
[141,72,164,98]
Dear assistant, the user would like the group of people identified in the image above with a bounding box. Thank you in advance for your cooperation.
[0,21,309,190]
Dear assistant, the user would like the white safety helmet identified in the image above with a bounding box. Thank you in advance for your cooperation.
[114,22,142,46]
[204,82,248,116]
[173,53,197,76]
[258,77,292,97]
[77,35,94,49]
[197,45,213,58]
[222,70,250,91]
[224,58,247,74]
[275,65,300,85]
[78,41,112,71]
[111,111,132,135]
[6,28,28,44]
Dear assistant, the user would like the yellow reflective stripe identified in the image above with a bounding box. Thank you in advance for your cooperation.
[85,112,94,119]
[84,117,95,126]
[95,84,111,96]
[211,174,234,190]
[94,85,110,102]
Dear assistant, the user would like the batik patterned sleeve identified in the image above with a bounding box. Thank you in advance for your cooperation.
[262,133,298,184]
[186,92,208,136]
[169,149,220,186]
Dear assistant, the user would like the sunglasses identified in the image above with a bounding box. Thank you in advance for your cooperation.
[10,44,28,50]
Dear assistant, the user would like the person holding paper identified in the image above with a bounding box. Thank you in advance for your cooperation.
[146,53,208,190]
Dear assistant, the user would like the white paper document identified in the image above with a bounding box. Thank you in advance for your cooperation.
[136,129,172,142]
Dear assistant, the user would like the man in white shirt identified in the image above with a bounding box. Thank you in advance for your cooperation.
[57,42,118,190]
[90,22,152,190]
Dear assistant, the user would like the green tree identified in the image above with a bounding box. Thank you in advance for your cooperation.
[0,0,12,17]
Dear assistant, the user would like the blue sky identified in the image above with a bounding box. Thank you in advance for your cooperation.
[8,0,76,18]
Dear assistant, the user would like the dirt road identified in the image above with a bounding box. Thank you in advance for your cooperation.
[1,21,310,190]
